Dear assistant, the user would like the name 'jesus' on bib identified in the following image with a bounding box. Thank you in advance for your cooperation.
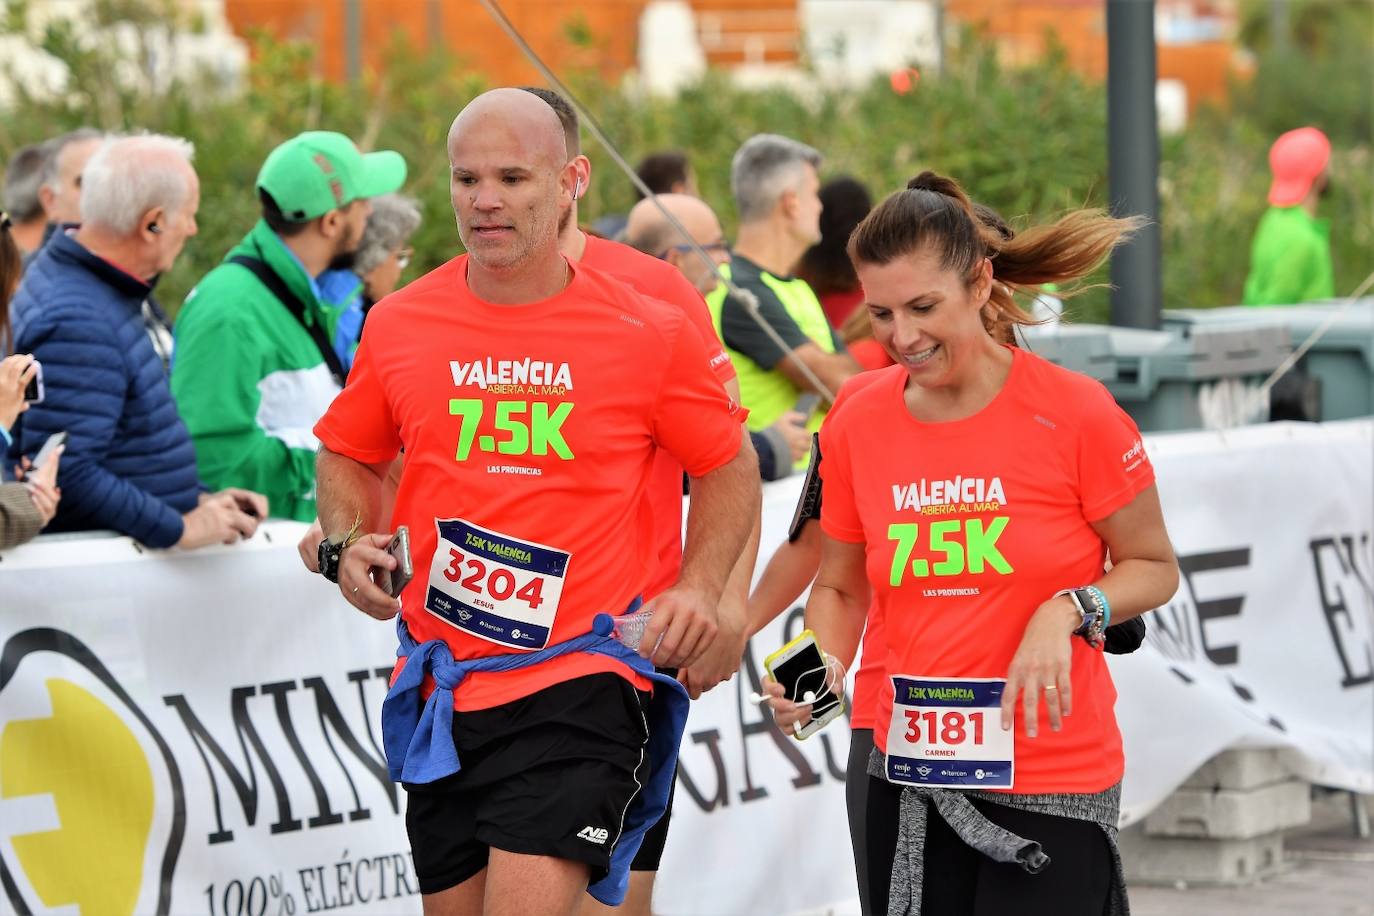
[424,517,571,650]
[885,676,1014,789]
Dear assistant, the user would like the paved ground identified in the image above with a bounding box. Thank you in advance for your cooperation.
[1130,792,1374,916]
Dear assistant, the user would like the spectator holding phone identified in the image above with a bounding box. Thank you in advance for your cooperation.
[1,210,61,547]
[10,134,267,549]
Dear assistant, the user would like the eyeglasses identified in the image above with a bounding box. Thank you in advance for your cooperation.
[659,241,731,259]
[396,247,414,269]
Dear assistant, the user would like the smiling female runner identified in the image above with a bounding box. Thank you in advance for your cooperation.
[767,172,1178,916]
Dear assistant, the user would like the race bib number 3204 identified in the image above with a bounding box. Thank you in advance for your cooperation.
[885,676,1014,789]
[424,517,571,650]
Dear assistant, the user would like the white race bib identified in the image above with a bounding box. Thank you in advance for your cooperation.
[884,676,1014,789]
[424,517,571,650]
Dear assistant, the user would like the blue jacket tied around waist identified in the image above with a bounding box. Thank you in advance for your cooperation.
[380,608,689,907]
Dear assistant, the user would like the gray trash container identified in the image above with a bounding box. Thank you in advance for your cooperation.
[1016,324,1116,381]
[1101,321,1292,432]
[1165,301,1374,421]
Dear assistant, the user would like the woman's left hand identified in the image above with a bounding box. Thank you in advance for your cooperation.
[1001,597,1079,738]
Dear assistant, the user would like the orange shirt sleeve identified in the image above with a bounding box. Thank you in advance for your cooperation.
[1076,381,1155,522]
[818,409,864,543]
[657,267,737,385]
[313,327,402,465]
[650,311,745,477]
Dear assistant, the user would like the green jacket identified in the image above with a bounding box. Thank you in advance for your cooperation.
[1242,206,1334,306]
[171,221,343,521]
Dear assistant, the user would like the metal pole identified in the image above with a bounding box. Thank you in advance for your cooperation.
[344,0,363,82]
[1270,0,1290,56]
[934,0,946,76]
[1106,0,1162,329]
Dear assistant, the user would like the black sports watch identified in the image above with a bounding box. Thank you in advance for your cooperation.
[318,537,347,583]
[318,514,364,584]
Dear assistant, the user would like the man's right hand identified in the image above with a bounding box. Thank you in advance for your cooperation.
[771,410,810,464]
[337,532,401,620]
[298,519,325,572]
[177,489,266,550]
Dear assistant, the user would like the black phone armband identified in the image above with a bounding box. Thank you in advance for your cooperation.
[787,433,823,542]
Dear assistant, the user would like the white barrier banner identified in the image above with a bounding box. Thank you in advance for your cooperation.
[0,420,1370,915]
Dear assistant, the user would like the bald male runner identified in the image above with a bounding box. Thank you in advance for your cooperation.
[518,90,761,916]
[313,89,759,916]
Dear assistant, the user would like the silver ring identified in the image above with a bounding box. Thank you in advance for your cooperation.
[1043,684,1058,692]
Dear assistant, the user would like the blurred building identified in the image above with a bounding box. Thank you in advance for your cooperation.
[219,0,941,90]
[0,0,1247,129]
[946,0,1250,126]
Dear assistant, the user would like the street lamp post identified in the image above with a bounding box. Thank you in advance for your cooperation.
[1107,0,1163,329]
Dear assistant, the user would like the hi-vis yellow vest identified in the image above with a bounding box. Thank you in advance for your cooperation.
[705,261,835,444]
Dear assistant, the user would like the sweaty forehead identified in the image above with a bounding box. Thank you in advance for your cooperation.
[449,89,567,170]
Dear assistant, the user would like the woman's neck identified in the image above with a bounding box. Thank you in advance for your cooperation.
[904,338,1013,423]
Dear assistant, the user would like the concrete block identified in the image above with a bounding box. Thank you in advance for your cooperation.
[1118,823,1285,886]
[1145,780,1310,839]
[1182,748,1297,792]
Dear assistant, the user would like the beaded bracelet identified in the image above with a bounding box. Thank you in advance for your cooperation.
[1085,585,1112,628]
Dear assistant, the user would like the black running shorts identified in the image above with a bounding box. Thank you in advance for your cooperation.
[404,673,651,895]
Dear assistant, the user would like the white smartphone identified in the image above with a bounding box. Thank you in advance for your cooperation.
[32,430,67,470]
[764,629,845,740]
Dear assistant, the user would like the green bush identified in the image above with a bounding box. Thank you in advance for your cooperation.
[1,3,1368,323]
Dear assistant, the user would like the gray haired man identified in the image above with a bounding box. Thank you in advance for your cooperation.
[706,134,858,467]
[11,133,267,549]
[3,142,53,257]
[35,128,104,238]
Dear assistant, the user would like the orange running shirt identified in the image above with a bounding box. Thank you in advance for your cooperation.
[580,234,738,599]
[314,255,744,711]
[849,337,896,372]
[820,348,1154,793]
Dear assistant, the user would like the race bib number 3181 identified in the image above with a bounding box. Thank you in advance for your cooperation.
[424,518,571,650]
[885,676,1014,789]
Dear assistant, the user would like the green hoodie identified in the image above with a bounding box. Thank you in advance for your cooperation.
[1242,205,1334,306]
[171,221,342,521]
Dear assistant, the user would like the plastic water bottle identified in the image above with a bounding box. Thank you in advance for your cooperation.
[593,610,656,651]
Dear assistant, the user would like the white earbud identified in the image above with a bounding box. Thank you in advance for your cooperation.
[748,691,769,705]
[802,689,817,704]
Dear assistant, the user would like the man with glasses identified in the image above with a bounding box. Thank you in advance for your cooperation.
[624,192,730,297]
[170,131,406,523]
[626,193,811,480]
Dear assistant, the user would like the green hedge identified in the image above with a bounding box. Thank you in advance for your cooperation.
[2,11,1369,324]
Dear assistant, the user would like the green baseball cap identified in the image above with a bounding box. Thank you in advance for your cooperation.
[256,131,407,221]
